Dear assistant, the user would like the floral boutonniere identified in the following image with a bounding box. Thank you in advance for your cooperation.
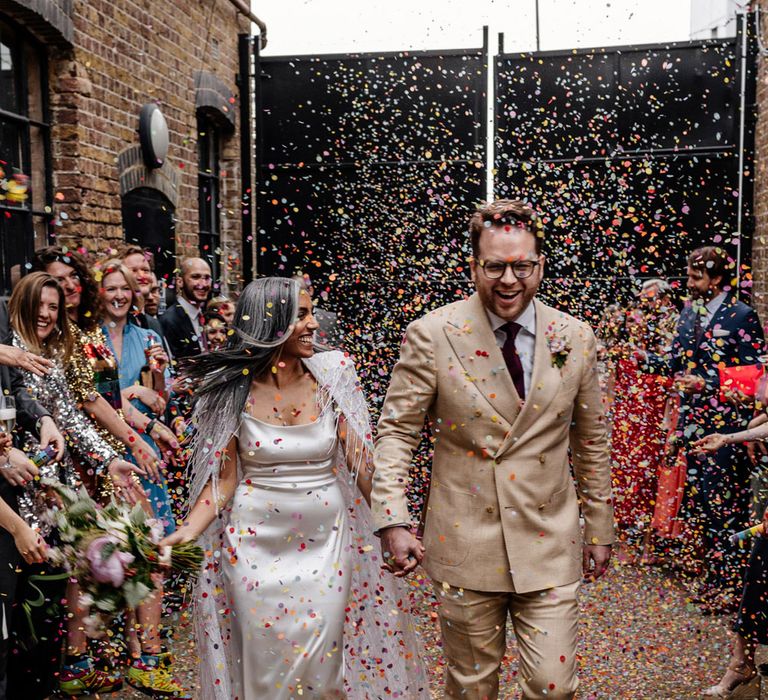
[546,331,571,369]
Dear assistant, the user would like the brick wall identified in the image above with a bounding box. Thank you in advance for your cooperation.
[753,0,768,319]
[4,0,252,288]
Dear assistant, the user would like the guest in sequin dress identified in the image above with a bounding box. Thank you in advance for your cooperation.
[31,246,178,488]
[6,272,145,699]
[33,250,188,697]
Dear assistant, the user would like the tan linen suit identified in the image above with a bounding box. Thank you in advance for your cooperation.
[372,293,615,699]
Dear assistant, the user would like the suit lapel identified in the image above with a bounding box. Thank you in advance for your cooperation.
[442,294,523,427]
[497,300,567,452]
[694,294,735,359]
[678,305,697,354]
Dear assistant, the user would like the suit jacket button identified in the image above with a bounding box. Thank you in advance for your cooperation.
[494,457,502,464]
[485,506,494,514]
[539,454,546,463]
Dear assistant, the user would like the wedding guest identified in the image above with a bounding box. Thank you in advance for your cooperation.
[6,272,144,698]
[159,277,428,700]
[96,260,175,535]
[31,247,175,482]
[0,302,64,457]
[205,295,235,325]
[160,257,212,361]
[33,249,184,695]
[610,279,677,560]
[145,271,162,318]
[118,245,165,338]
[0,433,46,700]
[693,425,768,698]
[0,310,64,700]
[643,246,764,613]
[94,261,189,696]
[595,301,625,409]
[202,311,228,351]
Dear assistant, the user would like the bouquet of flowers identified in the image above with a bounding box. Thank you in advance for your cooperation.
[42,479,202,613]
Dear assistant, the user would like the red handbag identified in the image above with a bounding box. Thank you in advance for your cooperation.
[718,364,764,402]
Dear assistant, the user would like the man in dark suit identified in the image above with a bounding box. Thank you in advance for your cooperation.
[646,246,764,612]
[159,257,212,363]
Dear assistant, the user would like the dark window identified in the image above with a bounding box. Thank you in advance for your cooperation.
[0,16,52,296]
[197,112,221,281]
[121,187,176,285]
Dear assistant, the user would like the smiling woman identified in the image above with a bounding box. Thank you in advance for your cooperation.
[9,272,73,359]
[5,271,146,697]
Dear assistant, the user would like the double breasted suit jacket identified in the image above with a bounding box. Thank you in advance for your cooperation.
[372,294,615,594]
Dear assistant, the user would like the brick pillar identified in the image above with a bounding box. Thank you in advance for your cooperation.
[752,0,768,320]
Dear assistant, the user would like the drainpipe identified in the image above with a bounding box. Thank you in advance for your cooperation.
[736,10,748,289]
[227,0,267,48]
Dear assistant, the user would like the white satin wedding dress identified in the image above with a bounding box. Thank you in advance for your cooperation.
[223,408,349,699]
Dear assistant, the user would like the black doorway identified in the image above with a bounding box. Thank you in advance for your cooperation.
[121,187,176,284]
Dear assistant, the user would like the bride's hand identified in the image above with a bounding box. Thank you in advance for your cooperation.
[159,524,196,549]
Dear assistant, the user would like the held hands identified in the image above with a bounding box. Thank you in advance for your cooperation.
[0,344,53,377]
[379,526,425,578]
[583,544,612,582]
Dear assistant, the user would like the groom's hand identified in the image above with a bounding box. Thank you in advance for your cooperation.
[582,544,612,582]
[380,526,424,578]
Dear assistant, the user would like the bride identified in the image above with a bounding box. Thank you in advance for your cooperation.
[160,277,428,699]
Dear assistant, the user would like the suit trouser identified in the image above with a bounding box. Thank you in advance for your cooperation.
[686,448,751,596]
[433,579,580,700]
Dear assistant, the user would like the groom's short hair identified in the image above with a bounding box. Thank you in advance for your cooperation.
[469,199,543,258]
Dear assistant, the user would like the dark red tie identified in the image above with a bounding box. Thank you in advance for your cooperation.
[198,311,209,351]
[502,321,526,399]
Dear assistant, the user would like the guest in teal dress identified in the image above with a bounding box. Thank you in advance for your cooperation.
[98,260,176,535]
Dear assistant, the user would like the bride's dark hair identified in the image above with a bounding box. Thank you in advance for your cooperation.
[184,277,300,504]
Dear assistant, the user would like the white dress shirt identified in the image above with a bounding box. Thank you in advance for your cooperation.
[178,296,204,349]
[486,302,536,396]
[700,291,727,329]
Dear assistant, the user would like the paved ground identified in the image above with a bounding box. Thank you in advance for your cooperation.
[111,546,766,699]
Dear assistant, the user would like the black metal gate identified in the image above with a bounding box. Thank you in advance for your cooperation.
[495,13,757,321]
[255,38,489,411]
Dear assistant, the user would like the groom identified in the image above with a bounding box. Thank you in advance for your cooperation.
[372,199,615,699]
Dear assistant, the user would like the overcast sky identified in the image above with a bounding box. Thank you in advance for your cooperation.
[257,0,694,57]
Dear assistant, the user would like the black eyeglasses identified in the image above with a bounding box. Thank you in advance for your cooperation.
[477,258,540,280]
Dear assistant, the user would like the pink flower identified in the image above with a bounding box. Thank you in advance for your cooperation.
[148,519,164,545]
[86,536,134,587]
